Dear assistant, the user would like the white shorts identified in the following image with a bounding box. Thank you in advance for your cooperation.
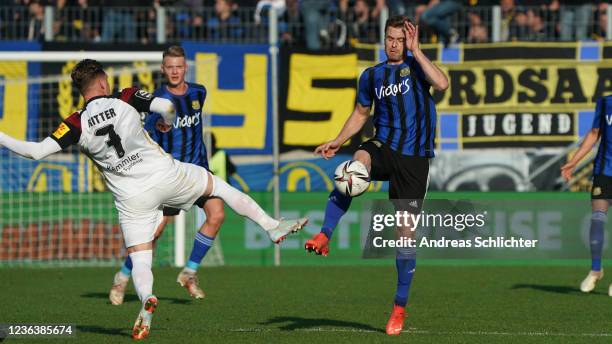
[115,161,210,247]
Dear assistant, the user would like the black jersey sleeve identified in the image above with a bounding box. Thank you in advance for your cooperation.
[117,87,155,112]
[49,111,81,149]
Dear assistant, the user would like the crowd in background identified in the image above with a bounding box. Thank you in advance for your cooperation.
[0,0,609,48]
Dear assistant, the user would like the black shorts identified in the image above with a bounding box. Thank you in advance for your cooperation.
[162,196,208,216]
[358,138,429,211]
[592,174,612,200]
[162,207,181,216]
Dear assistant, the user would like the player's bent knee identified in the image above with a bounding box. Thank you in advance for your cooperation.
[207,210,225,228]
[353,149,372,172]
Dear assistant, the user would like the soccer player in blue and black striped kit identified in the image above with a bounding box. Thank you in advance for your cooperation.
[305,16,449,335]
[109,45,224,304]
[562,95,612,295]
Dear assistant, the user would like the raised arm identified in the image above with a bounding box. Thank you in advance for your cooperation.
[404,21,449,92]
[0,111,81,160]
[0,134,61,160]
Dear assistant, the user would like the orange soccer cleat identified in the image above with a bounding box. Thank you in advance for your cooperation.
[385,304,406,335]
[304,232,330,256]
[132,295,158,340]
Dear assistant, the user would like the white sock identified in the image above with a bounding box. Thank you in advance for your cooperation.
[129,250,154,303]
[210,175,279,231]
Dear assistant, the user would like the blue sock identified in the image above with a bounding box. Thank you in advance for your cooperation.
[394,248,416,307]
[186,232,215,271]
[590,210,607,271]
[120,256,133,276]
[320,189,352,239]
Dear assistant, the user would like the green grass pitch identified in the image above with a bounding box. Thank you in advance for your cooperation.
[1,265,612,343]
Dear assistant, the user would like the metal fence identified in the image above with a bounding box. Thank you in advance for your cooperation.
[0,4,610,46]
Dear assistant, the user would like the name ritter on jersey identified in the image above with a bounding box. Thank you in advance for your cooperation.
[88,108,117,127]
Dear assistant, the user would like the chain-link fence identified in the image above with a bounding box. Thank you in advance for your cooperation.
[1,4,610,46]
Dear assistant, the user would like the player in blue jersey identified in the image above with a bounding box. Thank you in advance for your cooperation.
[109,45,223,304]
[562,95,612,295]
[305,16,449,335]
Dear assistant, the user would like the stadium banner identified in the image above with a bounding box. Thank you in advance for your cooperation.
[0,191,601,267]
[278,47,362,153]
[0,42,41,142]
[284,42,612,151]
[434,59,611,149]
[429,42,612,150]
[182,43,273,155]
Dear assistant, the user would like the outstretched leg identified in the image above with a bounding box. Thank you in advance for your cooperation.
[306,149,372,256]
[206,173,307,243]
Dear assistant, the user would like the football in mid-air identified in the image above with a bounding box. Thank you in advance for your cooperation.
[334,160,371,197]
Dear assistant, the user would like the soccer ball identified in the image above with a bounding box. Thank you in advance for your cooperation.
[334,160,371,197]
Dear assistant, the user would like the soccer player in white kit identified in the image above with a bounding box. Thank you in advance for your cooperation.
[0,59,307,340]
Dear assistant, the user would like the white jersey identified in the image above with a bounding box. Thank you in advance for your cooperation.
[51,87,177,200]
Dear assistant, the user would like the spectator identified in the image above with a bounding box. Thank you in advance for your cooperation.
[53,0,97,41]
[467,11,487,42]
[279,0,302,44]
[348,0,376,43]
[169,0,204,39]
[300,0,328,50]
[137,1,158,43]
[100,0,138,42]
[527,8,547,40]
[5,0,29,40]
[27,0,44,41]
[520,0,559,40]
[500,0,517,40]
[372,0,385,19]
[593,2,608,40]
[74,0,101,42]
[420,0,462,45]
[509,7,530,40]
[53,0,68,41]
[559,0,592,41]
[415,0,435,23]
[207,0,243,40]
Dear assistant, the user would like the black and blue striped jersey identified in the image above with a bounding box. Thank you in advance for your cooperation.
[357,56,437,158]
[145,82,209,169]
[593,95,612,177]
